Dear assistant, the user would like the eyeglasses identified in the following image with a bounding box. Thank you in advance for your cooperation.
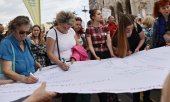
[19,31,30,35]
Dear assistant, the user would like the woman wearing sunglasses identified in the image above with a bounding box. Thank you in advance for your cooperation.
[0,16,38,84]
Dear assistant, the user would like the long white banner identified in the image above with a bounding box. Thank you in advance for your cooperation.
[0,47,170,101]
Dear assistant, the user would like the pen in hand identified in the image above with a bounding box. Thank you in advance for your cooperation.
[30,72,39,80]
[62,58,66,63]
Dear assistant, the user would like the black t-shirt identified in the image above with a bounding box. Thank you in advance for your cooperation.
[128,23,146,53]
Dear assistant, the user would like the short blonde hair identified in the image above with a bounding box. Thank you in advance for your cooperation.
[142,16,155,28]
[161,73,170,102]
[56,11,75,26]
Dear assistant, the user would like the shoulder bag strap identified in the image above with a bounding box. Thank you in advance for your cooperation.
[10,42,15,71]
[53,28,61,60]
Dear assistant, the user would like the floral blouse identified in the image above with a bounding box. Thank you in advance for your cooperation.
[31,41,47,67]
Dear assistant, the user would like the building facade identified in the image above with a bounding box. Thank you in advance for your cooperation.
[89,0,157,19]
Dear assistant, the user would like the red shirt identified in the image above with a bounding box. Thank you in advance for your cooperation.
[108,22,117,38]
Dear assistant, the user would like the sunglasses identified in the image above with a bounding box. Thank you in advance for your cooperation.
[19,31,30,35]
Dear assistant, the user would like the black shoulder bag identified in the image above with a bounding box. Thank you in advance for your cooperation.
[53,28,61,60]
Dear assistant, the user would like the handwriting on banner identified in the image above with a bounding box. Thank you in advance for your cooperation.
[0,47,170,102]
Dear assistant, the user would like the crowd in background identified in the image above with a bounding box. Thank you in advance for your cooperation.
[0,0,170,102]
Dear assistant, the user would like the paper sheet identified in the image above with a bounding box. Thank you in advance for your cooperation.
[0,46,170,102]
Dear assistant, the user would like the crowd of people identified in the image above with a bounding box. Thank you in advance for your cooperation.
[0,0,170,102]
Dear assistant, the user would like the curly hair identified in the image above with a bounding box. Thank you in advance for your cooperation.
[56,11,75,26]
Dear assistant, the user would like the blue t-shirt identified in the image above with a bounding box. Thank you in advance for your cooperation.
[0,35,35,76]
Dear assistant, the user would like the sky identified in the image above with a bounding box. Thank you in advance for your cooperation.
[0,0,90,27]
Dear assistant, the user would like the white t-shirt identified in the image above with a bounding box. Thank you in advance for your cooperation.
[47,27,76,61]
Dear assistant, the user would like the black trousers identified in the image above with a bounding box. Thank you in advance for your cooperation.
[98,93,119,102]
[62,93,77,102]
[62,93,91,102]
[91,51,111,60]
[133,91,151,102]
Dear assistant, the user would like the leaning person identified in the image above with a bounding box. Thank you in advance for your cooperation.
[0,16,38,84]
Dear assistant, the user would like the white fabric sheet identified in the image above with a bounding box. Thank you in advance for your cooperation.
[0,46,170,102]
